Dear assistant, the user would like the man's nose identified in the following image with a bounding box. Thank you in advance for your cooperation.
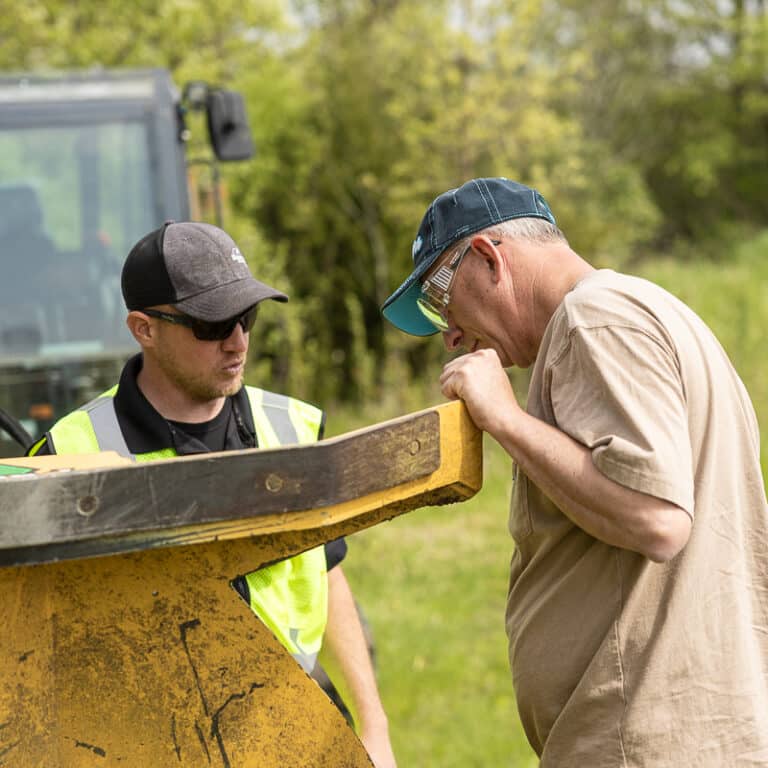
[223,322,248,350]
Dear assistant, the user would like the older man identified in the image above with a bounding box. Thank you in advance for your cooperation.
[382,177,768,767]
[29,220,396,768]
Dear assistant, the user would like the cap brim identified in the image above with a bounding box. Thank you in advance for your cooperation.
[173,277,288,321]
[381,272,439,337]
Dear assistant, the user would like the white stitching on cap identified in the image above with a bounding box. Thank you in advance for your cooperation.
[478,178,502,220]
[475,179,493,220]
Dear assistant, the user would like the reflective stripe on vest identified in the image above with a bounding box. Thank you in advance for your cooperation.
[43,385,327,673]
[258,390,300,444]
[82,394,133,457]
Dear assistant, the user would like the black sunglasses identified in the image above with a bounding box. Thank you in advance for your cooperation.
[142,306,258,341]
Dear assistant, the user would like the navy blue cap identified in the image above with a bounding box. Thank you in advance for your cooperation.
[381,177,556,336]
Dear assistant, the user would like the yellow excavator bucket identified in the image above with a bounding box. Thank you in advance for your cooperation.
[0,401,482,766]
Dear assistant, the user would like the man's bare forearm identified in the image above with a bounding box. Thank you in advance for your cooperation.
[492,408,691,562]
[439,349,690,562]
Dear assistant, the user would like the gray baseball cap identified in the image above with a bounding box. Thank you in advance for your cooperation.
[121,221,287,321]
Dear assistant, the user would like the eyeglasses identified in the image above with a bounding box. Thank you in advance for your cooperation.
[142,306,258,341]
[416,239,500,332]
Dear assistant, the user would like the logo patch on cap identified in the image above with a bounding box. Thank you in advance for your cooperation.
[411,235,423,261]
[230,247,246,265]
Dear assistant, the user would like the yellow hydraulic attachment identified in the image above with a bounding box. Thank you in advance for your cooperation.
[0,402,482,766]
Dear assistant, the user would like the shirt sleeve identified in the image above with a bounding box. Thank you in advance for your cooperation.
[323,537,347,570]
[549,323,694,516]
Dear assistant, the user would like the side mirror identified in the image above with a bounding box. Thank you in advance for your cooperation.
[206,89,255,162]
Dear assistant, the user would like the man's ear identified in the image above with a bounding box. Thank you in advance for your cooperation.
[126,311,154,348]
[474,236,505,285]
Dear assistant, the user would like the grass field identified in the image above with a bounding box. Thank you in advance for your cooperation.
[322,230,768,767]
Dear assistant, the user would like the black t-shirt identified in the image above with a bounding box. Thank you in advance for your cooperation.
[31,354,347,569]
[167,398,234,453]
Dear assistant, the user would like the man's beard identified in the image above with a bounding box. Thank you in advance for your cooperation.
[157,352,243,403]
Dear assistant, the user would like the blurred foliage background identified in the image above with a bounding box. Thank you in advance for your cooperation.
[2,1,766,765]
[1,0,766,408]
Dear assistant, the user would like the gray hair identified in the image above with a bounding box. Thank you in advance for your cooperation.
[442,217,567,260]
[438,216,568,258]
[484,217,567,244]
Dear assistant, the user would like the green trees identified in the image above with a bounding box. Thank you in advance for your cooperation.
[2,0,765,402]
[543,0,768,244]
[234,0,665,402]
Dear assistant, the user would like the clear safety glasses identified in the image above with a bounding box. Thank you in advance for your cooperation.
[416,239,500,332]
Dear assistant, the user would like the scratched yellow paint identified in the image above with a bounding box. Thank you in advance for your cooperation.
[0,402,482,766]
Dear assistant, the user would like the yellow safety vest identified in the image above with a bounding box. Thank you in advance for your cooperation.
[31,386,328,673]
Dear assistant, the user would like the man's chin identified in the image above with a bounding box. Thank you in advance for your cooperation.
[222,377,244,398]
[204,375,243,401]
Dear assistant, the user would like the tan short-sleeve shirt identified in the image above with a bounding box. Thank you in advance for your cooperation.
[506,270,768,767]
